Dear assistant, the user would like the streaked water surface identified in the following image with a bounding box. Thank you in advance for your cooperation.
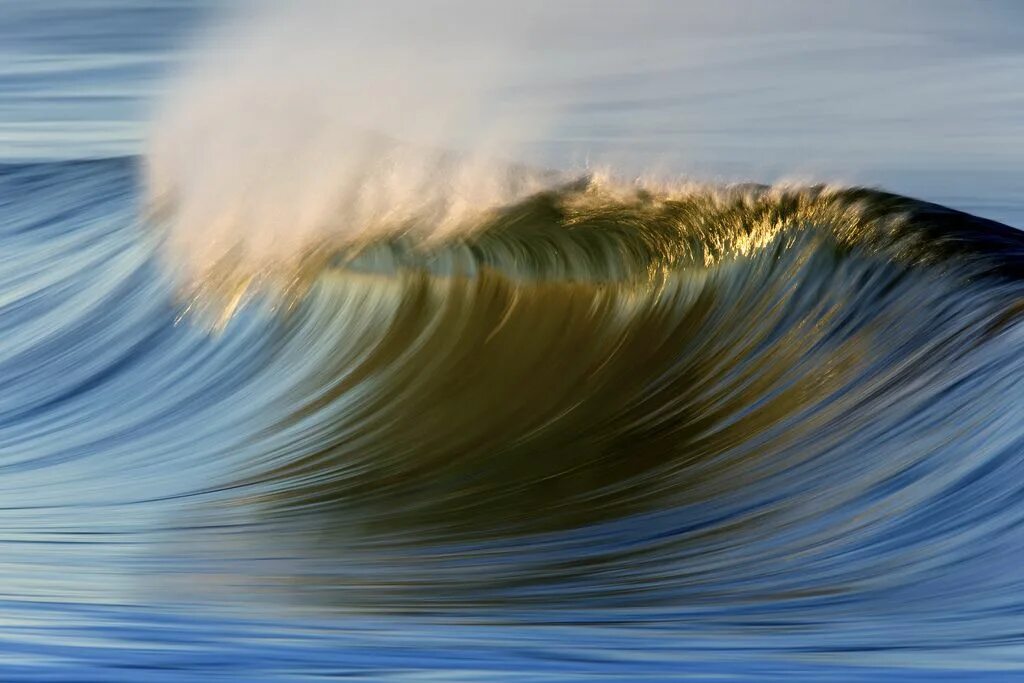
[3,2,1024,680]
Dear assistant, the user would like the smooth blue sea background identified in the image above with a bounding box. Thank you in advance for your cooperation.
[4,0,1024,224]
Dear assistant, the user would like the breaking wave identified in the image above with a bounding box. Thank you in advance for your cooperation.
[5,153,1024,676]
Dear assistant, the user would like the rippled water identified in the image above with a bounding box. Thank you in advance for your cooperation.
[4,2,1024,681]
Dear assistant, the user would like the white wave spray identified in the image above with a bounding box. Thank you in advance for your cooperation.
[146,0,579,279]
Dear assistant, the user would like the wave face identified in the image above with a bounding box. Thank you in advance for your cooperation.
[4,157,1024,679]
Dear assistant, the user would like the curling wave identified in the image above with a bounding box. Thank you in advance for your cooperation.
[4,158,1024,674]
[163,177,1024,624]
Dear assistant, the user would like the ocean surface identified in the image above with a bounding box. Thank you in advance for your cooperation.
[3,1,1024,681]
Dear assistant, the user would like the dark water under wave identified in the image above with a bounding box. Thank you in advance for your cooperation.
[3,157,1024,679]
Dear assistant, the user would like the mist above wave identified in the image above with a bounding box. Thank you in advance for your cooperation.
[145,0,575,280]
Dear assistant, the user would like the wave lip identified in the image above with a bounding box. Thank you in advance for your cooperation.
[165,177,1024,324]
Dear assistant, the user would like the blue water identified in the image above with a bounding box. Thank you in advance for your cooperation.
[4,2,1024,680]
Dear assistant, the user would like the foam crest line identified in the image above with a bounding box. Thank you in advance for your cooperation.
[161,178,1024,325]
